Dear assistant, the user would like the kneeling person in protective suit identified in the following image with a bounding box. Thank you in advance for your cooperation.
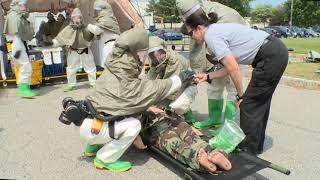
[140,109,232,173]
[51,8,96,92]
[61,28,196,172]
[147,36,198,123]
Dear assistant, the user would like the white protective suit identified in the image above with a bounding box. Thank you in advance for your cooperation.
[80,117,141,163]
[4,0,34,84]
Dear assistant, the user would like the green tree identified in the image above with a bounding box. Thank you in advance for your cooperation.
[250,5,274,27]
[147,0,180,24]
[269,5,287,26]
[216,0,253,17]
[282,0,320,27]
[147,0,253,25]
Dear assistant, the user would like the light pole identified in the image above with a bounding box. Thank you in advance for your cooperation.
[289,0,294,28]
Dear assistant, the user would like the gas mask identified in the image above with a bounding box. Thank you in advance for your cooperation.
[134,50,148,73]
[148,48,168,75]
[148,48,167,67]
[19,3,29,18]
[71,15,83,28]
[47,13,55,22]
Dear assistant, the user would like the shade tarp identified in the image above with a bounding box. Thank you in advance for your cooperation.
[0,0,143,32]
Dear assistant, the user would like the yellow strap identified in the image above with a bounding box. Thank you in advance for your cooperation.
[91,118,103,134]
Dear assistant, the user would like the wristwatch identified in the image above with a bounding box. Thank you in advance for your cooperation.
[206,74,212,84]
[236,94,243,101]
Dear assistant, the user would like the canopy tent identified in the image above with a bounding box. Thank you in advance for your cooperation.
[0,0,144,32]
[0,0,144,66]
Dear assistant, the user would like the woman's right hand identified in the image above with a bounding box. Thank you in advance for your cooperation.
[194,73,208,83]
[147,106,164,113]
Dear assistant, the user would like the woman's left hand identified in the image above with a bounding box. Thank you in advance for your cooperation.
[234,99,242,111]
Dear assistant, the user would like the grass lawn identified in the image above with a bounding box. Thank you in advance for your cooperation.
[281,38,320,54]
[285,62,320,81]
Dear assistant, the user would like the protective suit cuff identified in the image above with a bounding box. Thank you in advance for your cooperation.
[87,24,104,35]
[167,75,182,95]
[52,39,60,47]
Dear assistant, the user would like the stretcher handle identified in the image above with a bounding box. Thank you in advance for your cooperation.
[238,150,291,175]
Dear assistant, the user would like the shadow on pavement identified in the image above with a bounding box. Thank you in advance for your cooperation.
[122,146,151,166]
[244,173,269,180]
[261,135,273,153]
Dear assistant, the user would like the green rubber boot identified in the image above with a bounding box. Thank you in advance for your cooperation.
[211,101,237,136]
[193,99,224,129]
[94,157,132,172]
[84,144,103,157]
[183,110,195,123]
[225,101,237,120]
[63,85,76,92]
[18,84,38,98]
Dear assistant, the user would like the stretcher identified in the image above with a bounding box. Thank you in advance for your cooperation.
[148,145,290,180]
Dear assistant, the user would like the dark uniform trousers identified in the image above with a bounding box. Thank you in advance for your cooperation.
[240,36,288,154]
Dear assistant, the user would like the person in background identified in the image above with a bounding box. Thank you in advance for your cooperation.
[4,0,38,98]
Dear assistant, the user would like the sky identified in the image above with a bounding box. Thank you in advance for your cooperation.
[250,0,287,7]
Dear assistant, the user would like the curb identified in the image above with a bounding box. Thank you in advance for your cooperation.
[280,76,320,91]
[245,69,320,91]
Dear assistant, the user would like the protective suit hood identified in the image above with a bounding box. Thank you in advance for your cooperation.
[148,36,166,54]
[4,0,34,40]
[94,0,111,10]
[176,0,202,20]
[94,0,120,34]
[114,28,148,56]
[54,8,93,48]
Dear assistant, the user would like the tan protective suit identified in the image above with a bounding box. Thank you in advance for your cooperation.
[147,36,197,114]
[81,29,183,164]
[87,0,120,67]
[53,8,96,87]
[87,28,182,116]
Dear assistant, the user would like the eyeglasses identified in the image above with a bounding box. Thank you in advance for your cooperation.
[188,29,194,37]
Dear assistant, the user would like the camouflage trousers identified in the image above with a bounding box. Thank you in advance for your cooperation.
[141,112,213,171]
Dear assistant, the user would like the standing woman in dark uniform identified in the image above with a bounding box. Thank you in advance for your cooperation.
[184,11,288,155]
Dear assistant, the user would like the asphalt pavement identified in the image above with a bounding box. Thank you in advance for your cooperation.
[0,81,319,180]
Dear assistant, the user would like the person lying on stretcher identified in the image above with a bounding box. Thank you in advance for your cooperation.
[133,107,232,173]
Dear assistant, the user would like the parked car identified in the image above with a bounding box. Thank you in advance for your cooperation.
[312,26,320,33]
[302,28,320,37]
[289,26,306,38]
[152,29,183,41]
[261,27,281,38]
[267,26,292,38]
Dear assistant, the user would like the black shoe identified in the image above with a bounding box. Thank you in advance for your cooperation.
[256,148,264,155]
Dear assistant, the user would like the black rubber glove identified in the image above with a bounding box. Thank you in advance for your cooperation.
[14,50,21,59]
[178,70,195,84]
